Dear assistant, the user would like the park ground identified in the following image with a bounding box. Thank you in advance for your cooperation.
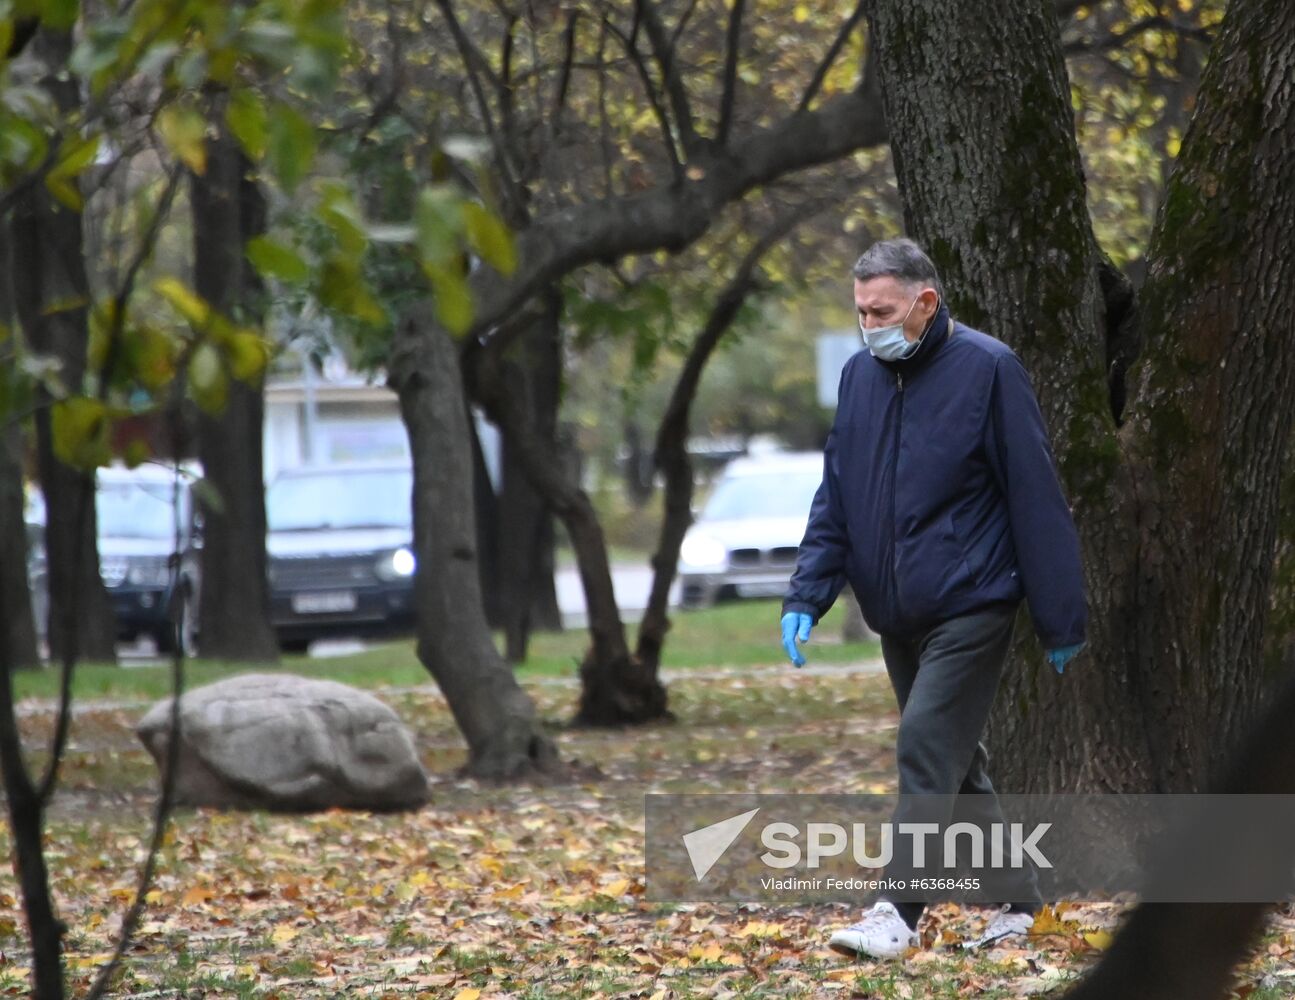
[2,600,1294,998]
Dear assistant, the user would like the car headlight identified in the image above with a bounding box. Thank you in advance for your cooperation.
[679,532,727,570]
[125,557,172,587]
[374,546,417,581]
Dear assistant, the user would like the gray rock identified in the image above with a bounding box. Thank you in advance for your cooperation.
[136,673,429,811]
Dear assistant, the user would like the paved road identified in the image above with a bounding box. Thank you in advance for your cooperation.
[112,563,677,662]
[553,562,680,628]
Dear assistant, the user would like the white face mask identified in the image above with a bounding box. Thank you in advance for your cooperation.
[859,296,921,361]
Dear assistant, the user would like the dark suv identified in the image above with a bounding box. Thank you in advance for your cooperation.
[265,463,416,652]
[96,464,201,654]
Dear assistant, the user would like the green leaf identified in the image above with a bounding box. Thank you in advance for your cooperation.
[226,90,268,162]
[225,331,270,382]
[41,0,79,31]
[154,277,210,328]
[187,342,227,414]
[462,202,516,276]
[317,255,385,326]
[189,476,225,516]
[50,134,101,179]
[157,104,208,174]
[424,262,473,337]
[122,325,178,390]
[245,235,309,283]
[267,104,316,193]
[51,397,113,470]
[316,181,367,257]
[414,186,465,268]
[44,174,84,212]
[123,439,151,469]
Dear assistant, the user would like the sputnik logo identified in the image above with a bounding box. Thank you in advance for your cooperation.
[682,808,760,881]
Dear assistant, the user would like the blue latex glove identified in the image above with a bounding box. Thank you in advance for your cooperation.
[781,611,814,668]
[1046,642,1085,674]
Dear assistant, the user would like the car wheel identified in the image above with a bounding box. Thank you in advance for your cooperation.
[156,586,198,658]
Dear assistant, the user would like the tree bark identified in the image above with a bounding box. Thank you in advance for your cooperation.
[389,305,560,777]
[491,289,564,662]
[1065,669,1295,1000]
[9,28,116,664]
[466,317,668,726]
[867,0,1295,794]
[190,126,278,662]
[0,224,39,669]
[636,230,781,675]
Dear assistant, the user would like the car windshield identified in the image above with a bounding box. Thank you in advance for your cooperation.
[266,468,413,532]
[96,481,183,539]
[700,468,823,521]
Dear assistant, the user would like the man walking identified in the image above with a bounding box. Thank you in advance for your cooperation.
[780,238,1087,960]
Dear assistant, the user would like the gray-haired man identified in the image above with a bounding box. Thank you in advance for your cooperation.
[781,238,1087,959]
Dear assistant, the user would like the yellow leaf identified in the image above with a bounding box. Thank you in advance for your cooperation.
[453,990,481,1000]
[158,104,208,174]
[599,877,630,897]
[1083,930,1115,950]
[181,885,213,906]
[271,923,299,945]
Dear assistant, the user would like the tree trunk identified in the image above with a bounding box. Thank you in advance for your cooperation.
[190,125,278,662]
[636,237,776,675]
[491,290,564,662]
[1119,0,1295,790]
[867,0,1295,793]
[466,319,668,726]
[8,28,116,664]
[389,306,560,777]
[0,225,39,669]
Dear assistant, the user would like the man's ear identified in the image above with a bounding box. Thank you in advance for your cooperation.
[919,287,940,317]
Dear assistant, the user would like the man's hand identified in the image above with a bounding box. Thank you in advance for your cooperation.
[781,611,814,667]
[1046,643,1085,674]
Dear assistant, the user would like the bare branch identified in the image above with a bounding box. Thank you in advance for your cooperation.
[799,0,868,113]
[636,0,703,157]
[716,0,745,144]
[548,9,580,141]
[1063,14,1214,54]
[668,0,702,52]
[472,77,887,343]
[430,0,525,215]
[602,14,683,178]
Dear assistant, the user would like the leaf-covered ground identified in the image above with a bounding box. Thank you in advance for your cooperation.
[2,660,1294,998]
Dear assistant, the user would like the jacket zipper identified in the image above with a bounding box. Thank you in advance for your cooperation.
[890,370,904,625]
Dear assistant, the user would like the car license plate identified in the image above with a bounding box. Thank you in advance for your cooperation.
[292,591,357,614]
[735,581,788,598]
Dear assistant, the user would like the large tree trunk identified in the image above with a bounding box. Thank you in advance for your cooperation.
[9,28,116,664]
[466,318,668,726]
[389,306,560,777]
[190,125,278,662]
[868,0,1294,793]
[491,289,563,662]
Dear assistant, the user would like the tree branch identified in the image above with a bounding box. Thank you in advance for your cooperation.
[716,0,746,145]
[602,14,683,177]
[431,0,525,216]
[469,79,886,345]
[799,0,868,113]
[637,0,703,157]
[1063,14,1214,55]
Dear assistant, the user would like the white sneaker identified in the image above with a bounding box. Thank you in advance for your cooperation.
[828,901,920,960]
[965,903,1034,951]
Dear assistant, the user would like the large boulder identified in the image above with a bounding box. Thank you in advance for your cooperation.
[136,673,429,811]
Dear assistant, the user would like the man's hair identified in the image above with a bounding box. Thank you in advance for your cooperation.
[852,238,944,297]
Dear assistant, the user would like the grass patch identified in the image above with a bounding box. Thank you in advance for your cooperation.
[10,598,878,704]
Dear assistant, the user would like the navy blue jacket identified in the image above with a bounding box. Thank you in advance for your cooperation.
[783,302,1087,649]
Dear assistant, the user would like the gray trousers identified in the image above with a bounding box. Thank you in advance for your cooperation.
[878,601,1043,927]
